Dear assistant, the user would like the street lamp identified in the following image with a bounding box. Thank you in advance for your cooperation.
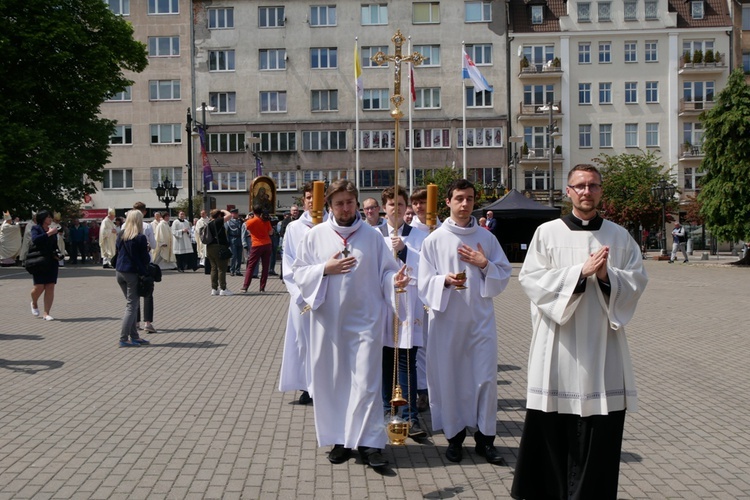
[483,177,500,201]
[508,135,524,191]
[651,179,676,257]
[191,102,215,213]
[185,108,194,221]
[537,102,562,207]
[155,176,180,213]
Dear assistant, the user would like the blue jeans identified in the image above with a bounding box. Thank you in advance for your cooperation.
[382,346,419,422]
[229,239,243,274]
[116,271,141,342]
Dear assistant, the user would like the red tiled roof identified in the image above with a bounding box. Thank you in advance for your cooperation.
[669,0,731,28]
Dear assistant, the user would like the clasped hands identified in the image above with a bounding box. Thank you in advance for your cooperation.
[581,246,610,282]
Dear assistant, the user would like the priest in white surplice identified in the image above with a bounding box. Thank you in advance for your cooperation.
[418,179,512,465]
[153,212,176,270]
[194,210,209,270]
[171,211,193,272]
[99,209,117,268]
[0,215,22,265]
[293,179,409,470]
[511,165,648,500]
[279,182,327,405]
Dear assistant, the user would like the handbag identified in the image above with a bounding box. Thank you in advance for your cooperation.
[24,241,52,274]
[137,275,155,297]
[148,262,162,282]
[219,246,232,260]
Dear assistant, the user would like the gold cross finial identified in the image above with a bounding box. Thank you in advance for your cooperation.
[371,30,424,116]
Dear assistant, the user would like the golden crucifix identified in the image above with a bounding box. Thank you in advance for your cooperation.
[371,30,424,190]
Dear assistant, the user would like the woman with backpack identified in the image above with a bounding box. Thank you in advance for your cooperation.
[204,209,233,296]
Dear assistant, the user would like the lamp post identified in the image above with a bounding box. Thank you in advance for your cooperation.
[185,108,194,221]
[508,135,524,191]
[192,102,215,213]
[651,179,675,257]
[483,177,500,202]
[537,102,561,207]
[155,176,180,213]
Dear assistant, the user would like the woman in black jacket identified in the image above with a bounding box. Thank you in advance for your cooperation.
[29,210,60,321]
[115,210,151,347]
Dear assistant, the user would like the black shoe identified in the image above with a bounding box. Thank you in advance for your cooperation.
[408,420,427,439]
[683,259,689,263]
[475,443,506,465]
[359,448,388,468]
[298,391,312,405]
[446,442,463,463]
[668,260,673,263]
[327,445,352,464]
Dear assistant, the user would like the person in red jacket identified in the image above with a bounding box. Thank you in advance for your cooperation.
[241,204,273,293]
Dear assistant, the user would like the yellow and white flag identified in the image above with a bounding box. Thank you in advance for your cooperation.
[354,42,363,99]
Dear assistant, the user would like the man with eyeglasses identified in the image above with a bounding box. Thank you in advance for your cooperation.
[362,197,385,228]
[512,164,648,500]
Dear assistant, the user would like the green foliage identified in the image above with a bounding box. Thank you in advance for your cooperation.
[693,50,703,64]
[697,69,750,241]
[0,0,148,217]
[593,150,676,232]
[173,196,205,221]
[421,166,462,220]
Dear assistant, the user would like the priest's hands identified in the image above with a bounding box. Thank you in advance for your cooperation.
[393,264,409,289]
[458,243,488,270]
[324,251,356,275]
[444,273,467,288]
[582,246,609,281]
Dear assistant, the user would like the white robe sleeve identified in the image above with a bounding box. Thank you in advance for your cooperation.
[292,232,329,311]
[282,224,307,312]
[478,237,513,299]
[418,240,452,313]
[600,236,649,331]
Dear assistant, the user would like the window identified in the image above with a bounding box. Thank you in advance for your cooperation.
[208,8,234,28]
[302,131,347,151]
[599,42,611,63]
[254,132,297,152]
[524,170,550,190]
[363,89,389,110]
[646,82,658,103]
[579,83,592,105]
[108,0,129,16]
[744,5,750,30]
[625,82,638,103]
[599,83,612,104]
[683,81,715,102]
[148,36,179,57]
[209,172,247,192]
[579,43,591,64]
[106,87,132,102]
[625,41,637,62]
[625,124,638,147]
[531,5,544,24]
[260,49,286,70]
[524,126,552,156]
[645,41,658,62]
[311,47,338,69]
[413,2,440,23]
[148,0,178,15]
[598,2,611,21]
[457,127,504,148]
[259,6,285,27]
[210,92,237,113]
[209,50,235,72]
[359,130,395,149]
[310,5,336,26]
[361,46,388,68]
[151,167,182,188]
[684,167,706,190]
[578,2,591,21]
[312,90,338,111]
[149,80,180,101]
[683,40,714,58]
[599,124,612,148]
[110,125,132,145]
[359,170,395,188]
[743,52,750,74]
[579,124,592,148]
[466,89,492,107]
[302,169,347,183]
[524,85,554,106]
[103,169,133,189]
[683,122,704,149]
[466,44,493,65]
[523,45,554,70]
[208,132,246,153]
[624,0,637,20]
[691,1,704,19]
[150,124,182,144]
[260,91,287,113]
[361,4,388,25]
[465,1,491,22]
[414,45,440,66]
[645,0,657,19]
[270,171,298,191]
[407,129,450,149]
[646,123,659,147]
[414,88,441,109]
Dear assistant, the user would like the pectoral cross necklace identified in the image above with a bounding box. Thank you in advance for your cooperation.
[333,228,358,258]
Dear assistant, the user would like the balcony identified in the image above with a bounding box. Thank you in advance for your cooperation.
[518,100,563,122]
[679,98,715,116]
[518,148,564,164]
[679,143,704,161]
[519,60,563,81]
[679,52,727,75]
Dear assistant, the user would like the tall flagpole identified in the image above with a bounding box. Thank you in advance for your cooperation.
[462,41,467,179]
[355,38,361,191]
[408,37,414,193]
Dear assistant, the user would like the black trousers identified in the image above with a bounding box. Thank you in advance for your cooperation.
[511,409,626,500]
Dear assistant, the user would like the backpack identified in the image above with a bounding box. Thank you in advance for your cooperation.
[200,222,215,245]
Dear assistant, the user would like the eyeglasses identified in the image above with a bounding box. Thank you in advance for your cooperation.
[567,183,602,194]
[363,206,379,211]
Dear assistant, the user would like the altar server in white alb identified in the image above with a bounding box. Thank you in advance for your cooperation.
[153,212,176,270]
[171,211,193,272]
[278,181,327,406]
[99,209,117,269]
[293,179,409,470]
[511,164,648,500]
[418,179,512,465]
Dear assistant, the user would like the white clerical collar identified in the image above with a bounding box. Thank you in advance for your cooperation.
[328,211,362,236]
[442,216,479,235]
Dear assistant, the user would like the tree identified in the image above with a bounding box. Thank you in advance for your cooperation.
[593,150,676,235]
[0,0,147,216]
[697,69,750,264]
[421,166,462,221]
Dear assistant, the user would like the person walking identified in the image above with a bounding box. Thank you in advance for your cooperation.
[241,205,273,293]
[206,209,233,296]
[669,222,689,263]
[115,210,151,347]
[226,208,244,276]
[133,202,157,334]
[29,210,61,321]
[100,209,118,268]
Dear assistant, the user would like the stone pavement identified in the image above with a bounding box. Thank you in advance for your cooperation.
[0,255,748,499]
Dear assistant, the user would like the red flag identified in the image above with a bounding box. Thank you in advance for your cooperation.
[410,65,416,102]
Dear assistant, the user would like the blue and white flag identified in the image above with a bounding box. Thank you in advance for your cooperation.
[462,50,492,93]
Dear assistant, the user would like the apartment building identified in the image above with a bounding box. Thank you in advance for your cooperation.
[508,0,732,205]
